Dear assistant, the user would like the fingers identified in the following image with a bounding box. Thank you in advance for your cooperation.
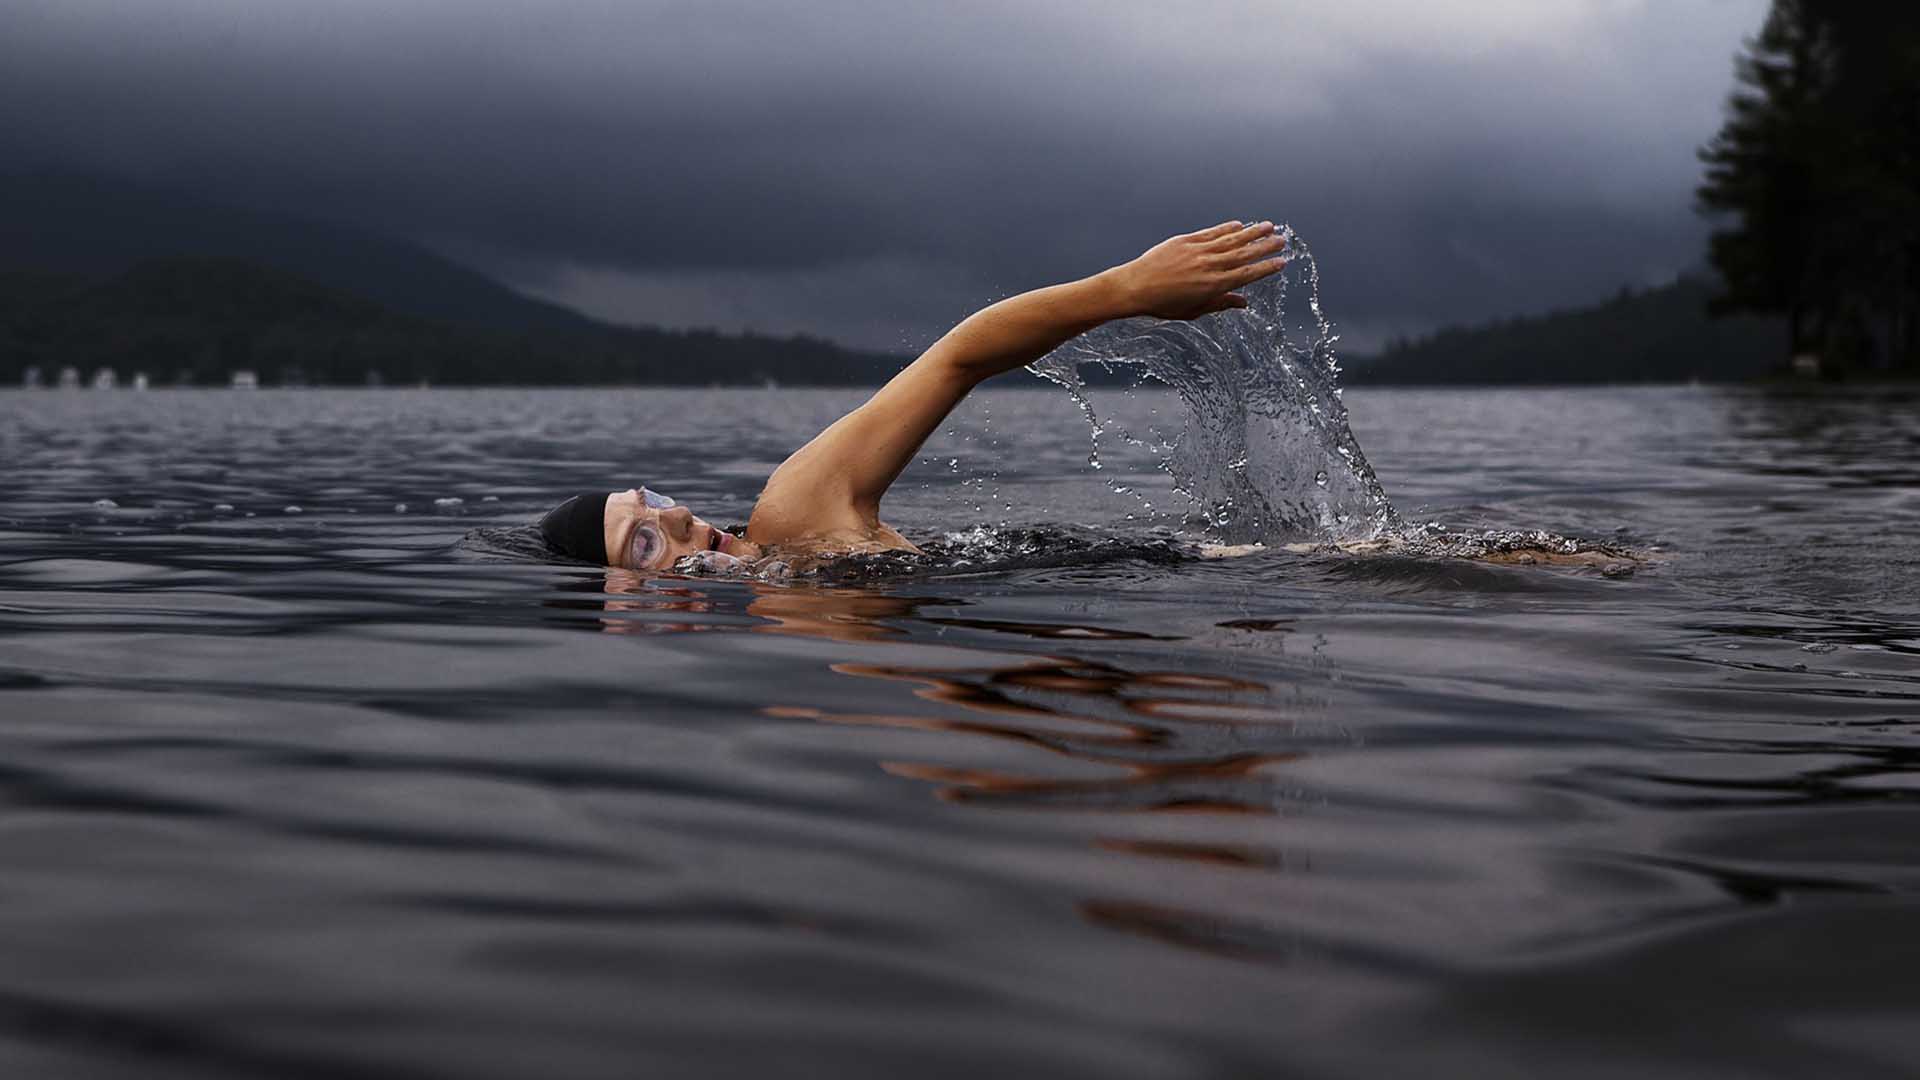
[1220,232,1286,265]
[1189,220,1244,242]
[1208,220,1277,251]
[1225,255,1288,290]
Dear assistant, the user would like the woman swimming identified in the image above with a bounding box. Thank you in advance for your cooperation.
[539,220,1290,570]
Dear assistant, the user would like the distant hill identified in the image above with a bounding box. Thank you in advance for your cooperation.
[1346,276,1786,385]
[0,173,907,386]
[0,258,903,387]
[0,172,591,335]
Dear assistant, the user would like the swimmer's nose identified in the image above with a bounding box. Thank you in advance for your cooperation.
[659,506,695,541]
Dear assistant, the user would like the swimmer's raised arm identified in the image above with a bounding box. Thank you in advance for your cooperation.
[746,221,1287,550]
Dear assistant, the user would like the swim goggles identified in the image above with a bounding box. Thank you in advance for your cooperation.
[626,487,678,569]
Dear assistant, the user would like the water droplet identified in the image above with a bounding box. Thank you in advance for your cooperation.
[213,503,234,513]
[1314,470,1329,488]
[91,498,118,510]
[283,505,303,515]
[393,503,409,514]
[434,497,464,508]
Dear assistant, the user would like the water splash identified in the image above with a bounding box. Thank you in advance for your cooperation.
[798,525,1194,584]
[1029,226,1395,544]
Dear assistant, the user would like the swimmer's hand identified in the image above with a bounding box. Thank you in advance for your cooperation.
[1105,221,1288,321]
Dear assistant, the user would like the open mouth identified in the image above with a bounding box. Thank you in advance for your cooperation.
[708,528,725,553]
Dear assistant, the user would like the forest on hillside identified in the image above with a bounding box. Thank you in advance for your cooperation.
[1357,1,1918,385]
[0,259,903,387]
[1349,276,1781,385]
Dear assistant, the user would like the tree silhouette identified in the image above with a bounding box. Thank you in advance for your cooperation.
[1698,0,1919,373]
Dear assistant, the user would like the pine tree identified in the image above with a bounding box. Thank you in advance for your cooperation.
[1698,0,1920,372]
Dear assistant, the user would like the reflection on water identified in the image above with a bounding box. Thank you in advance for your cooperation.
[0,385,1917,1078]
[608,580,1298,816]
[611,580,1319,959]
[596,572,725,633]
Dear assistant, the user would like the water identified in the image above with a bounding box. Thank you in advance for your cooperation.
[1031,228,1396,543]
[2,384,1918,1078]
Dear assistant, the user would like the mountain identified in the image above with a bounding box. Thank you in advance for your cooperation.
[1345,275,1787,385]
[0,258,903,387]
[0,172,592,335]
[4,258,442,385]
[0,173,907,386]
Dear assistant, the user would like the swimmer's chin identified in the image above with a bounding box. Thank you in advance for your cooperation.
[719,530,763,561]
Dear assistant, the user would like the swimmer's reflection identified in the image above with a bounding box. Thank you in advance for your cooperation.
[594,574,1314,958]
[738,584,949,643]
[775,662,1293,817]
[592,574,1303,818]
[595,568,952,641]
[594,568,723,634]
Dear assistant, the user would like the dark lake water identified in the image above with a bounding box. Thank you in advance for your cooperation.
[1,384,1917,1078]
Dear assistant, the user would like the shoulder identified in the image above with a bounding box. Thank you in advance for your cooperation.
[745,456,854,549]
[746,473,919,556]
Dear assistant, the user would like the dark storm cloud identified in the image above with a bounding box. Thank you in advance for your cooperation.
[0,0,1767,349]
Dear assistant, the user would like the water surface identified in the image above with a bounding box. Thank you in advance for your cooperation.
[1,385,1916,1078]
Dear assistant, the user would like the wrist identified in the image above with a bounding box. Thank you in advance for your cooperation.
[1087,264,1142,321]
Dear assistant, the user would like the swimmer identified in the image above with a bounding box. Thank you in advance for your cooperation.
[540,221,1290,570]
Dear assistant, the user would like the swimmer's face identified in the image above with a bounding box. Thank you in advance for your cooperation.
[603,488,763,570]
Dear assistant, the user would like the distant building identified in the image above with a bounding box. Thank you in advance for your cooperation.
[230,370,259,390]
[57,366,80,389]
[21,366,42,389]
[132,373,151,391]
[90,367,118,390]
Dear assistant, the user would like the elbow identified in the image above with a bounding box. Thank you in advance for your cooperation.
[916,338,995,389]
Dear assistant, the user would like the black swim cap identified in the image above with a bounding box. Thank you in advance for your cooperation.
[539,491,611,564]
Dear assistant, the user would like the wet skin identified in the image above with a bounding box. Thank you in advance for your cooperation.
[601,488,765,570]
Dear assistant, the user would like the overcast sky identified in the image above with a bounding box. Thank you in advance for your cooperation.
[2,0,1768,351]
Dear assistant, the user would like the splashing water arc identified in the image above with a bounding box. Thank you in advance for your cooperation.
[1029,226,1396,545]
